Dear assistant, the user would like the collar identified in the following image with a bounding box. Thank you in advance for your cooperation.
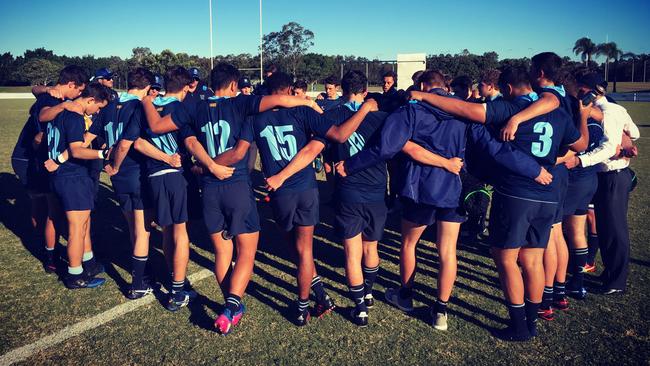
[489,93,502,101]
[209,95,230,101]
[343,100,363,111]
[119,92,140,103]
[517,92,539,103]
[153,96,179,106]
[541,85,566,97]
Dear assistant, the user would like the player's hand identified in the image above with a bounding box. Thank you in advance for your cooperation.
[534,167,553,185]
[324,162,332,174]
[500,117,520,141]
[142,94,155,105]
[564,155,580,169]
[209,163,235,180]
[47,88,64,100]
[316,93,325,100]
[335,161,347,177]
[579,98,593,119]
[265,174,285,191]
[362,98,378,112]
[444,157,464,175]
[104,164,119,176]
[44,159,59,172]
[409,91,425,102]
[310,101,324,114]
[166,153,182,168]
[63,101,84,115]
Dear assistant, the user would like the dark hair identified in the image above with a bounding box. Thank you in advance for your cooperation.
[480,69,500,86]
[411,70,424,83]
[210,63,241,91]
[266,72,293,94]
[293,80,307,90]
[419,70,446,88]
[264,63,277,74]
[80,82,111,103]
[382,70,397,82]
[57,65,89,87]
[531,52,563,83]
[128,67,155,90]
[498,66,531,90]
[450,75,473,90]
[341,70,367,95]
[164,66,192,93]
[323,75,339,86]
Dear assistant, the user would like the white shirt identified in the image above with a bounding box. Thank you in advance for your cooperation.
[579,97,640,172]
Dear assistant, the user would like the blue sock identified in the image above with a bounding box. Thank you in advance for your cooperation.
[225,293,241,313]
[399,286,413,299]
[171,279,185,301]
[68,265,83,279]
[507,302,528,335]
[362,265,379,295]
[131,255,148,289]
[348,284,367,312]
[311,276,327,303]
[434,298,448,315]
[541,286,553,309]
[553,281,566,301]
[298,298,310,313]
[45,247,55,262]
[587,234,599,264]
[82,251,96,268]
[571,248,589,288]
[524,299,540,336]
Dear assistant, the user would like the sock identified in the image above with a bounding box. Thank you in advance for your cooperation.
[311,276,327,303]
[171,279,185,301]
[68,265,83,279]
[131,255,148,289]
[45,246,55,262]
[398,286,413,299]
[524,299,540,336]
[348,284,367,313]
[362,265,379,296]
[553,281,566,301]
[541,286,553,309]
[82,251,96,268]
[225,293,242,313]
[297,298,310,314]
[571,248,589,289]
[587,234,599,264]
[434,298,448,315]
[507,303,528,335]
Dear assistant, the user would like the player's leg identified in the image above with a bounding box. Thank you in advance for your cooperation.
[42,194,60,273]
[493,247,531,341]
[64,210,104,289]
[127,208,154,299]
[432,220,461,330]
[294,225,316,324]
[540,232,557,320]
[518,247,545,336]
[81,217,103,277]
[385,219,426,312]
[565,214,589,298]
[344,233,368,326]
[552,223,570,310]
[361,239,380,307]
[585,206,598,271]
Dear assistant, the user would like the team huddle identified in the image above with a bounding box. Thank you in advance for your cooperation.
[10,51,639,341]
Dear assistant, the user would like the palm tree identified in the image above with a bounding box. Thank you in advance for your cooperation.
[573,37,597,67]
[622,52,637,82]
[597,42,623,92]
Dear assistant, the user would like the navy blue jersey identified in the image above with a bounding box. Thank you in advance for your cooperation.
[89,93,146,172]
[316,96,344,112]
[324,103,388,203]
[179,95,262,185]
[485,92,539,127]
[46,111,89,177]
[141,97,193,175]
[183,83,214,119]
[11,114,40,163]
[540,85,574,119]
[252,106,334,194]
[570,118,604,178]
[32,94,64,164]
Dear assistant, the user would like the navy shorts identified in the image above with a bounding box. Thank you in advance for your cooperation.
[271,188,319,232]
[111,171,152,212]
[183,169,203,221]
[563,173,597,216]
[335,201,388,241]
[489,191,556,249]
[149,172,188,227]
[50,175,95,212]
[553,166,569,224]
[400,198,466,226]
[202,181,260,236]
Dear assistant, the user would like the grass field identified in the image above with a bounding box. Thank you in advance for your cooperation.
[606,82,650,93]
[0,100,648,365]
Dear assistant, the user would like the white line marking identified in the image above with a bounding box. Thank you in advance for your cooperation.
[0,269,213,366]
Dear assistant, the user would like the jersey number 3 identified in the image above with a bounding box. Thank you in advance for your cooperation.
[531,121,553,158]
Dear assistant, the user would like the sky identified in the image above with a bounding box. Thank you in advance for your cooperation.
[1,0,649,62]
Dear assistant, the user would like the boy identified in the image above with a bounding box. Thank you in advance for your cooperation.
[316,75,343,111]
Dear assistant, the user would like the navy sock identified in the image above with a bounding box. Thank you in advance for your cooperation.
[399,286,413,299]
[524,299,540,336]
[507,303,528,335]
[553,281,566,301]
[68,265,83,280]
[311,276,327,303]
[362,265,379,295]
[541,286,553,309]
[587,234,599,264]
[131,255,148,289]
[225,293,242,313]
[571,248,589,289]
[434,298,448,315]
[348,284,367,313]
[82,251,97,268]
[171,279,185,301]
[45,247,55,262]
[298,298,310,313]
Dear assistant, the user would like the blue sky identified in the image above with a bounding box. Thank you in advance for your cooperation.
[1,0,648,61]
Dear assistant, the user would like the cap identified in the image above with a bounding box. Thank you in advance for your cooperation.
[577,72,606,94]
[189,67,201,80]
[238,77,252,89]
[94,68,113,80]
[151,75,164,90]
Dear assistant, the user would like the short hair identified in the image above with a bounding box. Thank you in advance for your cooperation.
[264,63,277,74]
[57,65,88,87]
[479,69,501,86]
[127,67,155,90]
[531,52,563,83]
[266,72,293,94]
[498,66,531,89]
[450,75,473,90]
[323,75,339,86]
[341,70,367,95]
[164,66,192,93]
[411,70,424,83]
[80,82,111,103]
[210,63,241,91]
[293,80,307,90]
[419,70,446,88]
[382,70,397,82]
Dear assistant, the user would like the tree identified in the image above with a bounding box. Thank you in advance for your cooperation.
[0,52,15,85]
[19,58,63,85]
[573,37,597,66]
[622,52,637,82]
[597,42,622,92]
[263,22,314,76]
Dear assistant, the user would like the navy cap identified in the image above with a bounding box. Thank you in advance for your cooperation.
[189,67,201,80]
[94,67,113,80]
[238,77,252,89]
[151,75,164,90]
[577,72,605,92]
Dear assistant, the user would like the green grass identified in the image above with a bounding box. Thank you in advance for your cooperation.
[0,99,649,365]
[607,82,650,93]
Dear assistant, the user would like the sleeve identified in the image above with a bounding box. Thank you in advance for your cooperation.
[121,110,143,141]
[345,107,412,175]
[485,100,516,126]
[170,103,193,129]
[469,124,541,179]
[65,114,85,145]
[303,107,335,138]
[239,116,255,143]
[235,95,263,119]
[621,109,640,140]
[87,113,103,137]
[179,105,203,141]
[579,108,625,167]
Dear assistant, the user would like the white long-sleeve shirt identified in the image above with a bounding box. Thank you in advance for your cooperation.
[579,97,640,172]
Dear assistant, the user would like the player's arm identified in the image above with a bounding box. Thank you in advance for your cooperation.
[211,140,251,166]
[133,138,181,167]
[259,95,320,113]
[325,99,378,143]
[67,140,107,160]
[105,139,134,176]
[266,139,326,191]
[401,141,463,175]
[501,92,559,141]
[39,102,83,123]
[183,136,234,180]
[568,101,590,152]
[140,95,178,134]
[410,91,487,123]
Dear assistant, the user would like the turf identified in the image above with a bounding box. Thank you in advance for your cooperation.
[0,99,648,365]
